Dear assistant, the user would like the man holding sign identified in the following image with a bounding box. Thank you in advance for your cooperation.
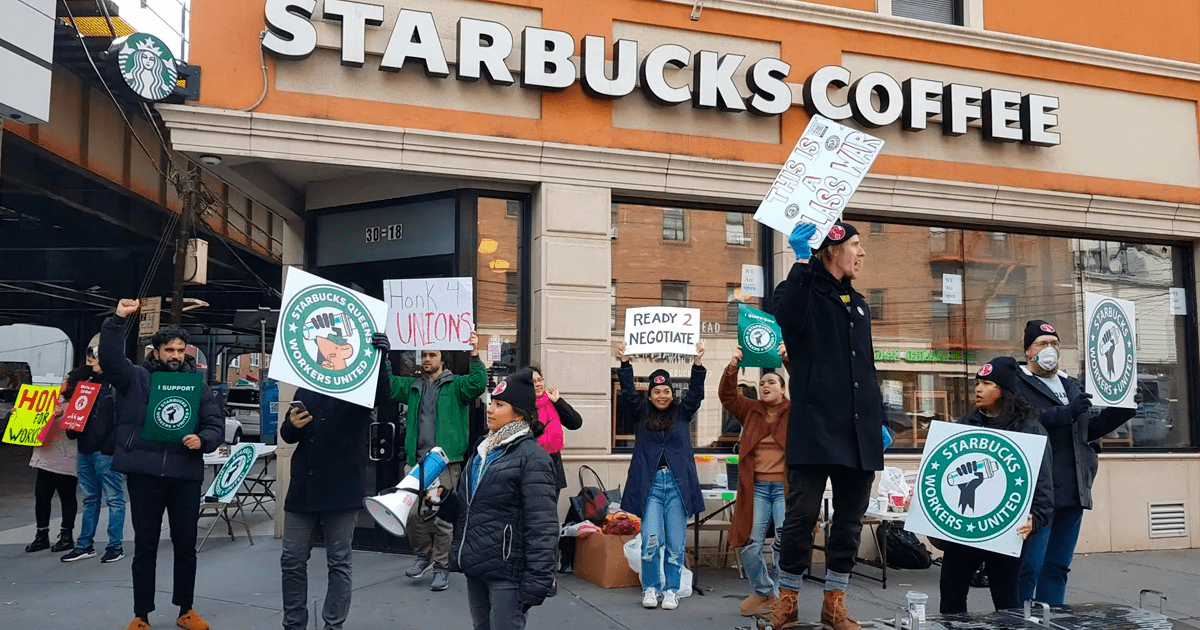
[101,299,224,630]
[759,221,883,630]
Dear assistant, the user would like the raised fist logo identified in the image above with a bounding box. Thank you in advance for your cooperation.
[1100,329,1118,378]
[948,460,999,513]
[303,310,356,371]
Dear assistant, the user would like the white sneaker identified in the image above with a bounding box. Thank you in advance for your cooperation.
[661,591,680,610]
[642,587,659,609]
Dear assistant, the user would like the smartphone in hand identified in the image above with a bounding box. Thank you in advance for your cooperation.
[289,400,307,414]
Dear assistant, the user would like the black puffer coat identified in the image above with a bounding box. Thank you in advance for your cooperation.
[99,315,223,481]
[280,390,371,513]
[1015,367,1135,509]
[774,258,884,471]
[958,410,1055,533]
[444,430,557,608]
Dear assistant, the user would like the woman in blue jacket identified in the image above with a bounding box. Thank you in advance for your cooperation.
[616,341,706,612]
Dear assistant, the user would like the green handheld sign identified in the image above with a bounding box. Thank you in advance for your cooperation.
[143,372,202,443]
[737,304,783,369]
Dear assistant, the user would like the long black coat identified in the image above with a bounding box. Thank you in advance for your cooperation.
[958,410,1055,533]
[444,431,557,608]
[618,362,707,518]
[64,366,118,456]
[280,390,371,513]
[1015,368,1135,509]
[99,316,223,481]
[774,258,884,471]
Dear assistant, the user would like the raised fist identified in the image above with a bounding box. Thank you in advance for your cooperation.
[115,299,140,318]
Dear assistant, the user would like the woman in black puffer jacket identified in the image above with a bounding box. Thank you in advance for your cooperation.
[438,368,557,630]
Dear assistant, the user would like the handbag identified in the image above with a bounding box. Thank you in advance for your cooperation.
[569,465,622,526]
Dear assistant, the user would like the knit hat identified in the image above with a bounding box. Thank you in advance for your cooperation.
[817,221,859,251]
[1023,320,1058,350]
[976,356,1021,395]
[647,369,672,391]
[492,368,537,418]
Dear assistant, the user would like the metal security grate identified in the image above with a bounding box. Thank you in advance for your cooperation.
[892,0,962,25]
[1147,501,1188,539]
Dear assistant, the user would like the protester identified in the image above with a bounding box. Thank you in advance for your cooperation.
[434,368,557,630]
[1014,320,1137,605]
[762,221,884,630]
[938,357,1054,613]
[61,335,126,564]
[529,365,584,494]
[24,378,78,555]
[388,332,487,592]
[101,299,224,630]
[617,341,706,611]
[280,333,388,630]
[719,347,790,617]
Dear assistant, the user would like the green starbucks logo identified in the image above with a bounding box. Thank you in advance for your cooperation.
[281,284,379,394]
[1088,298,1135,405]
[116,33,177,101]
[744,322,779,354]
[213,446,255,499]
[916,428,1033,542]
[153,397,191,431]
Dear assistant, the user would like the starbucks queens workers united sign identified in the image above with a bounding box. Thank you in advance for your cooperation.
[1084,292,1138,409]
[905,421,1046,557]
[269,267,389,408]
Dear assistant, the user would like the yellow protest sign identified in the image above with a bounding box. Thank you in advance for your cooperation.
[2,384,61,446]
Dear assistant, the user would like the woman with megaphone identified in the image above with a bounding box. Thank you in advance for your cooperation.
[429,368,558,630]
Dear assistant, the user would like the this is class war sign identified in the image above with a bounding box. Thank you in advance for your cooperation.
[383,278,474,351]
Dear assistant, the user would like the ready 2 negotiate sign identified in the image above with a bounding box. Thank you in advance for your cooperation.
[261,1,1060,146]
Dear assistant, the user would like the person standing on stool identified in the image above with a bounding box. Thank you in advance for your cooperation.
[279,332,390,630]
[759,222,884,630]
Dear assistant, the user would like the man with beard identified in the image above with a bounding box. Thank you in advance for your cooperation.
[100,299,224,630]
[388,333,486,592]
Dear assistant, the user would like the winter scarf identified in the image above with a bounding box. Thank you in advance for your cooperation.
[471,421,531,496]
[535,393,564,455]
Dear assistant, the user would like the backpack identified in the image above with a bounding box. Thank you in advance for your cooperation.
[877,525,933,570]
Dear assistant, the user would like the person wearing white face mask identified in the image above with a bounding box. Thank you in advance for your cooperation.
[1014,320,1136,606]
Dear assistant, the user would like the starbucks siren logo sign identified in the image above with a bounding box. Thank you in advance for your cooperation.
[1087,297,1135,406]
[153,396,191,431]
[281,284,380,394]
[114,33,177,101]
[915,427,1033,544]
[211,445,256,500]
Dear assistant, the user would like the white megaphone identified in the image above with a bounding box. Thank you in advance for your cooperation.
[364,446,449,537]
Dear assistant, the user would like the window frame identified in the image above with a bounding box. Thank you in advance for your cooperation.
[662,208,687,242]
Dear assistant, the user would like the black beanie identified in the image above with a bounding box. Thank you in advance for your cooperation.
[492,368,537,419]
[976,356,1021,395]
[1023,320,1059,350]
[647,369,672,390]
[817,221,859,251]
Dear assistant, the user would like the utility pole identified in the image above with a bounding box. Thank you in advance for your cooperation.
[170,164,198,325]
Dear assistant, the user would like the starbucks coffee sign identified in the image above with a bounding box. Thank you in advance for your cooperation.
[261,0,1060,146]
[109,33,178,102]
[905,421,1046,557]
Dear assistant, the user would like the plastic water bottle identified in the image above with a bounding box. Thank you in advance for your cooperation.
[905,590,928,626]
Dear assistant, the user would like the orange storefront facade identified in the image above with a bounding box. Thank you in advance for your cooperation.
[162,0,1200,552]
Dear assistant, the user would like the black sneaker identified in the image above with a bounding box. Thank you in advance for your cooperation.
[101,547,125,563]
[61,547,97,562]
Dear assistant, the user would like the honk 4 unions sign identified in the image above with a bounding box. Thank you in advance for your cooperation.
[262,1,1061,147]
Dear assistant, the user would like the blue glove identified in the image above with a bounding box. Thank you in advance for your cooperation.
[789,223,817,259]
[882,425,893,450]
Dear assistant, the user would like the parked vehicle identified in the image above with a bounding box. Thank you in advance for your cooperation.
[225,386,261,439]
[226,416,244,445]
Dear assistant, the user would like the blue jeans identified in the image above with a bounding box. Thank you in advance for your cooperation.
[739,481,786,596]
[1018,506,1083,605]
[76,452,126,551]
[641,468,687,592]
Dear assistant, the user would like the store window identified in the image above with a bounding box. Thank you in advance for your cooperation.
[892,0,964,25]
[869,290,886,321]
[856,222,1194,450]
[612,202,766,450]
[476,196,526,378]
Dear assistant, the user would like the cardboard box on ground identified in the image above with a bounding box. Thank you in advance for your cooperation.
[574,533,641,588]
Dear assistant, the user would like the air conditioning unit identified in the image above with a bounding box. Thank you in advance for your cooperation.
[184,238,209,285]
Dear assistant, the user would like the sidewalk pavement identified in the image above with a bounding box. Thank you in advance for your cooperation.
[2,518,1196,630]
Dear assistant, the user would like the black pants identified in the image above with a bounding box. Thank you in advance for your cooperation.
[778,465,874,578]
[939,541,1021,613]
[34,469,78,530]
[127,474,201,617]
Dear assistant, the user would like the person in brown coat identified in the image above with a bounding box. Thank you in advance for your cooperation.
[719,346,790,617]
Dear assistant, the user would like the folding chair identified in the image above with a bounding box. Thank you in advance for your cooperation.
[197,497,254,552]
[242,456,276,517]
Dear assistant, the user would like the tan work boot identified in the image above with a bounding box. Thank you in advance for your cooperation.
[755,587,798,629]
[740,593,777,616]
[820,590,861,630]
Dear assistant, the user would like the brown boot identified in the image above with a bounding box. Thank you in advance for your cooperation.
[740,593,777,616]
[820,590,861,630]
[756,588,797,628]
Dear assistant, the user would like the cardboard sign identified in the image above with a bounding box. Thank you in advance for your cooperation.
[144,372,202,443]
[623,307,700,356]
[61,381,101,432]
[205,443,260,502]
[270,267,389,408]
[1084,293,1138,409]
[905,421,1046,557]
[738,304,783,369]
[2,384,60,446]
[383,277,474,351]
[740,265,764,299]
[753,115,883,245]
